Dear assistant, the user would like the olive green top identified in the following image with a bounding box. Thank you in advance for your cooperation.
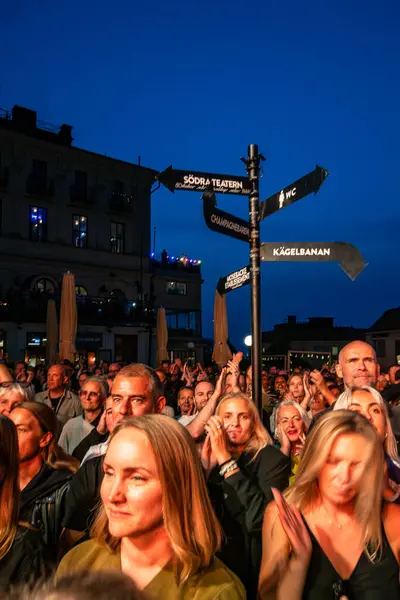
[57,540,246,600]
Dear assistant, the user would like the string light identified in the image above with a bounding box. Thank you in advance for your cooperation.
[149,253,202,265]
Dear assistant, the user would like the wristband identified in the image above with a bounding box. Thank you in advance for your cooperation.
[219,460,237,477]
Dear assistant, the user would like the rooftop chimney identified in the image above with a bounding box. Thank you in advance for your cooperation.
[57,124,73,147]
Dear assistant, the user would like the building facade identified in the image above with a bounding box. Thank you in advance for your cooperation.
[262,315,365,370]
[365,308,400,370]
[0,105,204,365]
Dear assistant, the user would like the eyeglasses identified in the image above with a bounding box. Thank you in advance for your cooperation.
[79,390,101,399]
[0,381,32,389]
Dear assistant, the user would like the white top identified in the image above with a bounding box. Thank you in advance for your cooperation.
[58,415,95,455]
[178,414,198,426]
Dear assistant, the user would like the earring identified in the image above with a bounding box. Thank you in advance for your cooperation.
[385,432,388,439]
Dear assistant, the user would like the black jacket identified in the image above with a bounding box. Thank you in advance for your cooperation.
[72,428,108,462]
[20,466,74,557]
[62,455,104,532]
[0,526,50,591]
[207,445,290,600]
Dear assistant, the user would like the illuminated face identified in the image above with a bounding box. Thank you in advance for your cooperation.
[274,376,287,395]
[178,388,194,415]
[0,391,24,416]
[278,405,305,443]
[288,376,304,400]
[310,392,326,415]
[101,428,164,539]
[10,408,51,463]
[347,390,386,443]
[79,380,104,413]
[194,382,214,411]
[219,398,253,448]
[336,342,378,388]
[111,377,155,429]
[318,433,368,505]
[47,365,66,391]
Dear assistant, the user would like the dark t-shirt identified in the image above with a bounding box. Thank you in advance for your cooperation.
[49,394,63,411]
[62,455,104,532]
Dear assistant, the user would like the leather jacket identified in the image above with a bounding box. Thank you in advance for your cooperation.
[20,466,74,555]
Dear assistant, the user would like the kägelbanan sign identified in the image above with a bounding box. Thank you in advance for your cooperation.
[261,242,367,281]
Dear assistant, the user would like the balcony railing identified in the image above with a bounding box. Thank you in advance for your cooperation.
[150,253,201,274]
[108,191,134,214]
[0,292,156,327]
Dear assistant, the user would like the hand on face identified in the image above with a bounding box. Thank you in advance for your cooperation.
[204,415,232,465]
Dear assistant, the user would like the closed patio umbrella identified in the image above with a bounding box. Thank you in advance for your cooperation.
[46,299,58,366]
[59,272,77,362]
[213,290,232,366]
[156,307,169,365]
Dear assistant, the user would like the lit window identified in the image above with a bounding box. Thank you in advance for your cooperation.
[72,214,88,248]
[75,286,88,296]
[110,222,125,254]
[30,207,47,242]
[166,281,187,296]
[34,278,55,294]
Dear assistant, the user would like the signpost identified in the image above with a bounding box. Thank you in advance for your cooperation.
[259,165,329,221]
[155,152,367,413]
[157,165,251,195]
[203,192,249,242]
[217,265,251,295]
[260,242,367,281]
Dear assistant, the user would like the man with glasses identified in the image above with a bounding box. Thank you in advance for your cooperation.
[58,377,108,455]
[36,364,82,429]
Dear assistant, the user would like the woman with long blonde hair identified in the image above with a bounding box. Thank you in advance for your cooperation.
[202,392,290,599]
[334,385,400,504]
[57,415,245,599]
[259,410,400,599]
[0,415,49,589]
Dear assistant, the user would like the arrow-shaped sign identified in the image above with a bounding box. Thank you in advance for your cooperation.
[156,165,251,195]
[203,192,249,242]
[259,165,329,221]
[260,242,367,280]
[217,265,251,295]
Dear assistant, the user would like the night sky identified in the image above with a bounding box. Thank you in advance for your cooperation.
[2,0,400,349]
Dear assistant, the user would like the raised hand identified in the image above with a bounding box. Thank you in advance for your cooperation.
[205,415,232,465]
[276,425,291,457]
[200,433,218,472]
[271,488,312,565]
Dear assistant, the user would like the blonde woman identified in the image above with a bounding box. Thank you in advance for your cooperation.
[203,392,290,599]
[57,415,245,599]
[334,386,400,504]
[275,400,311,485]
[259,410,400,599]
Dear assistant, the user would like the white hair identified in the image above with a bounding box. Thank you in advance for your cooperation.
[274,400,311,440]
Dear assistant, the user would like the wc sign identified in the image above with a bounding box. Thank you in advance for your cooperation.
[279,187,297,208]
[260,165,329,221]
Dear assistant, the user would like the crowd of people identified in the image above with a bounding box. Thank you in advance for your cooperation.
[0,340,399,598]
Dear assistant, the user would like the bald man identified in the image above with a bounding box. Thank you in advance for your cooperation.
[336,340,400,439]
[336,340,379,388]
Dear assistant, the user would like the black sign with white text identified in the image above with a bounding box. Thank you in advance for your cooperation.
[217,265,251,295]
[260,242,367,280]
[259,165,329,221]
[203,195,249,242]
[156,165,251,195]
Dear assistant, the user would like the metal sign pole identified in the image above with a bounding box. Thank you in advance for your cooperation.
[245,144,264,412]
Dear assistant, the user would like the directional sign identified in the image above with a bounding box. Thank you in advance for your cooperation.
[259,165,329,221]
[156,165,251,195]
[217,265,251,295]
[203,193,249,242]
[260,242,367,281]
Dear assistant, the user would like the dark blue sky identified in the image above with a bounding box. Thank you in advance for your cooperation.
[2,0,400,348]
